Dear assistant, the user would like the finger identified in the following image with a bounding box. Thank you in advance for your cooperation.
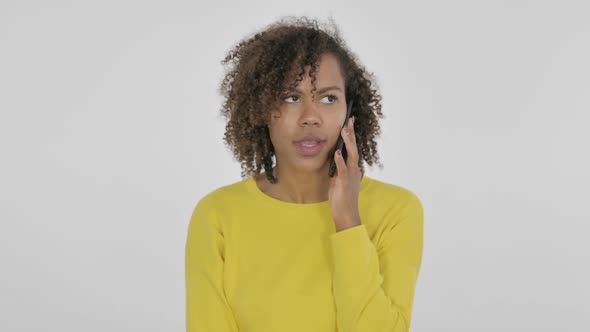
[349,116,356,144]
[334,149,348,177]
[341,117,359,167]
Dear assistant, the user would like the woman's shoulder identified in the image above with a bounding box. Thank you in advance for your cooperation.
[361,176,424,231]
[363,175,421,204]
[361,176,423,223]
[191,177,253,213]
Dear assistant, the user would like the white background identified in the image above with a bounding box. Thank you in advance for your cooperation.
[1,1,589,331]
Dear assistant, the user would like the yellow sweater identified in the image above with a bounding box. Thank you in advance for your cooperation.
[185,174,424,332]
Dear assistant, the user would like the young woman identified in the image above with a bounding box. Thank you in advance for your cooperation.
[185,16,424,332]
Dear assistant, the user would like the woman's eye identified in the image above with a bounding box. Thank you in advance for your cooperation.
[283,94,338,104]
[322,95,338,103]
[284,95,300,103]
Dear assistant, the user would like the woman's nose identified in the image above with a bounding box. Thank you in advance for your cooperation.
[300,97,321,124]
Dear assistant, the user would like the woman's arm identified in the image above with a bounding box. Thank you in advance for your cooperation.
[330,192,424,332]
[185,200,239,332]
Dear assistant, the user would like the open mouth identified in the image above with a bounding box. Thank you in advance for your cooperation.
[293,141,325,156]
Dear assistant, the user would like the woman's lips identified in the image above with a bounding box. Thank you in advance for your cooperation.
[294,141,325,156]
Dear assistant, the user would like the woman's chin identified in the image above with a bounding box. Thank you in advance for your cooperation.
[291,157,331,173]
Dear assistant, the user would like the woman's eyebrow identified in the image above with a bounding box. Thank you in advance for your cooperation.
[285,86,343,94]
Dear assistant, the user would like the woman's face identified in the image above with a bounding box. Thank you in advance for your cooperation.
[268,53,348,174]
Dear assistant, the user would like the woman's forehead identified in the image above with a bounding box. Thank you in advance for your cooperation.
[283,58,345,90]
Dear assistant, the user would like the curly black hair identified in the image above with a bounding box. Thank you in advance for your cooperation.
[218,15,384,184]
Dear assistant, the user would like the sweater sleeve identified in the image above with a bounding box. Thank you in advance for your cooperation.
[185,200,239,332]
[329,193,424,332]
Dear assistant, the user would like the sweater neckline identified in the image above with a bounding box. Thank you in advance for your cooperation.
[245,173,371,209]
